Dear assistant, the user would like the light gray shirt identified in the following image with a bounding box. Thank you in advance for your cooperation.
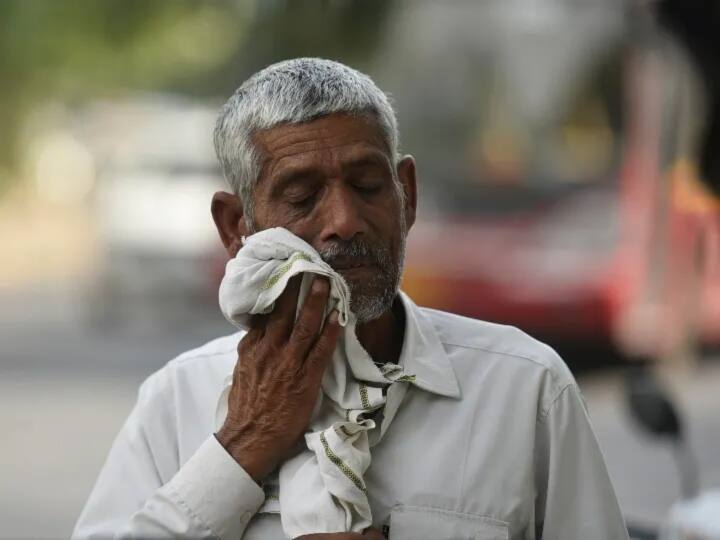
[73,292,628,539]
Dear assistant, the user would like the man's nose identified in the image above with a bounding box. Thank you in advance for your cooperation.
[318,185,368,242]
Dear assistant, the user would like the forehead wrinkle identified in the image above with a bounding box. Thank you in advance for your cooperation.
[340,149,392,173]
[264,127,378,156]
[263,125,328,152]
[268,141,388,182]
[254,114,390,185]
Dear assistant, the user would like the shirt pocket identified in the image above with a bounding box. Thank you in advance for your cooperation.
[389,504,509,540]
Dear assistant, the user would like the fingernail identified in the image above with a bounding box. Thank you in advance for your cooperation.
[329,310,339,324]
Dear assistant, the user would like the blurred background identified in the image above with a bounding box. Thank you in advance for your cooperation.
[1,1,719,538]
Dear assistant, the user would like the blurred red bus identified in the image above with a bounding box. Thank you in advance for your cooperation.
[401,32,720,364]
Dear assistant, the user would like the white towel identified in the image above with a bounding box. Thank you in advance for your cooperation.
[216,227,415,538]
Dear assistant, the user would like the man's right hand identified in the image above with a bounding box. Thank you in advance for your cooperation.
[216,274,341,483]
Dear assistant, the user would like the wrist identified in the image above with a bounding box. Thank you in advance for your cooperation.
[215,427,274,484]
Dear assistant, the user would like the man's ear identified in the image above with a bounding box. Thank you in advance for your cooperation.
[397,155,418,231]
[211,191,249,257]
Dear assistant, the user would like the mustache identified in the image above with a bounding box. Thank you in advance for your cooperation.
[317,238,392,268]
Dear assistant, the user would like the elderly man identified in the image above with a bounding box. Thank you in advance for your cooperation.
[74,58,628,540]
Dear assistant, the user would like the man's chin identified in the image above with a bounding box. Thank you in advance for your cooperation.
[348,289,397,323]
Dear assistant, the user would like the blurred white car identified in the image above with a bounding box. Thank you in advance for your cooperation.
[77,96,227,326]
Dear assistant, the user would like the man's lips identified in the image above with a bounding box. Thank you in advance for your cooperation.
[327,257,373,271]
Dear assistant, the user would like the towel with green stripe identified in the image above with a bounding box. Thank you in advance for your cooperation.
[217,227,415,538]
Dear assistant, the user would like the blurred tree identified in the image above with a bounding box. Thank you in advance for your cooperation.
[193,0,392,97]
[0,0,393,195]
[0,0,249,194]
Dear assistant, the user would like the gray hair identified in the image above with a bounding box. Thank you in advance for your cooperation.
[213,58,400,227]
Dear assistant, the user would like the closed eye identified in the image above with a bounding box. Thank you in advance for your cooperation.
[349,172,384,196]
[287,193,317,207]
[285,185,324,211]
[354,184,382,195]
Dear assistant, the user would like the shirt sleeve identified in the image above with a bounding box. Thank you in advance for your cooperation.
[534,383,629,540]
[72,371,265,539]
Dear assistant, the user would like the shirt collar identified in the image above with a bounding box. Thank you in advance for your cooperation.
[397,291,462,399]
[220,291,462,400]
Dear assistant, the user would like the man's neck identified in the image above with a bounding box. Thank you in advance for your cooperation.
[355,295,406,366]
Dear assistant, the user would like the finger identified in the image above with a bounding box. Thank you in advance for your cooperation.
[290,276,330,358]
[362,529,386,540]
[245,314,267,339]
[265,274,302,339]
[305,309,340,378]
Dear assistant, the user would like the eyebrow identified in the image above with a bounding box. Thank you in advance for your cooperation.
[340,152,391,173]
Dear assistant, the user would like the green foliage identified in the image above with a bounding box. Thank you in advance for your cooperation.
[0,0,392,194]
[0,0,248,191]
[179,0,393,98]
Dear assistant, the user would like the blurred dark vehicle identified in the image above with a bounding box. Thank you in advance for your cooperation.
[394,2,720,365]
[658,0,720,197]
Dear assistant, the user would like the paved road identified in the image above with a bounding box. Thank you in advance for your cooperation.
[580,363,720,530]
[2,287,719,538]
[1,286,234,538]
